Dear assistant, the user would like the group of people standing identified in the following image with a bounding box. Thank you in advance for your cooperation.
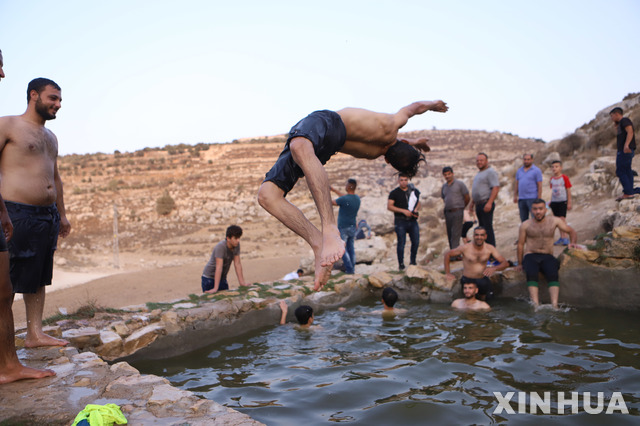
[440,152,578,311]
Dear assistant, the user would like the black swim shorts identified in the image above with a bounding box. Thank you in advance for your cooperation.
[460,275,493,299]
[550,201,567,218]
[6,201,60,294]
[523,253,559,283]
[0,229,7,252]
[264,110,347,195]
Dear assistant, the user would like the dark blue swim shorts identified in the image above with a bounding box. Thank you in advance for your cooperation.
[6,201,60,294]
[264,110,347,195]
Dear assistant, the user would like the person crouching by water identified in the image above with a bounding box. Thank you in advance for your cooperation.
[444,227,509,301]
[515,199,577,309]
[202,225,248,293]
[451,281,491,311]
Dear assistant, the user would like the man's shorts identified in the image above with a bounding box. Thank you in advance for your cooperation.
[264,110,347,195]
[201,276,229,293]
[6,202,60,294]
[523,253,559,283]
[460,275,493,299]
[0,229,7,252]
[550,201,567,217]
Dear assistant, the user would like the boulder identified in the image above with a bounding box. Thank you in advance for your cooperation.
[62,327,100,350]
[368,271,393,288]
[601,237,639,259]
[123,323,166,354]
[613,226,640,239]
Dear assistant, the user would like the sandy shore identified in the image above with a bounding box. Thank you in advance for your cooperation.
[12,255,300,329]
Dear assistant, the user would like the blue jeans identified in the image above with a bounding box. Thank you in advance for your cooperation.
[201,276,228,292]
[395,219,419,267]
[518,198,536,222]
[339,225,356,274]
[616,150,636,195]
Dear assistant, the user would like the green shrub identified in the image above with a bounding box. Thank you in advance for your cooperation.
[156,191,176,215]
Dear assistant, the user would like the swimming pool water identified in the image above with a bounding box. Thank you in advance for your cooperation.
[134,299,640,425]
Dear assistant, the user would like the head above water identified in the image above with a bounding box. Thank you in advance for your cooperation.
[385,141,425,178]
[382,287,398,307]
[294,305,314,325]
[462,281,479,299]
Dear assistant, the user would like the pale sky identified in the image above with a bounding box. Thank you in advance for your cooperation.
[1,0,638,155]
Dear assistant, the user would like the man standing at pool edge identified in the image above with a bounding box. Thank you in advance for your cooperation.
[0,77,71,348]
[258,100,448,290]
[0,50,56,383]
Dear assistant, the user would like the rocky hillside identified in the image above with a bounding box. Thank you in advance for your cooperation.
[56,130,542,270]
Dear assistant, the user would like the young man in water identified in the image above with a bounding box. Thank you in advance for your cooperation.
[279,300,316,329]
[372,287,407,316]
[258,100,448,291]
[515,199,577,309]
[0,50,56,384]
[451,281,491,311]
[444,227,509,301]
[0,77,71,350]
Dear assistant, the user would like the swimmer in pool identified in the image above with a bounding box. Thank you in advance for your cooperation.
[371,287,407,316]
[451,281,491,311]
[279,300,319,329]
[258,100,448,292]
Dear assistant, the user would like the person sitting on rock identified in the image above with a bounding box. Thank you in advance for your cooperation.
[444,227,509,301]
[451,281,491,311]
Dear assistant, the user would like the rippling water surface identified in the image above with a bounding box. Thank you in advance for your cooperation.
[135,299,640,425]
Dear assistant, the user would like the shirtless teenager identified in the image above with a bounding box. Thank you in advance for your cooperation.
[451,281,491,311]
[258,100,448,290]
[444,227,508,301]
[0,53,56,384]
[515,199,577,309]
[0,77,71,350]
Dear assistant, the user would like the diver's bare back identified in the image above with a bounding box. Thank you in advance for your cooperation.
[0,115,58,206]
[337,107,399,159]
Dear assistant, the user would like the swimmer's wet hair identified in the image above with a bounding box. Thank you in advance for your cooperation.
[382,287,398,307]
[294,305,313,325]
[27,78,61,102]
[384,141,425,178]
[226,225,243,239]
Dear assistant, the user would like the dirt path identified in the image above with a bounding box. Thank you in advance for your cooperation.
[12,255,300,328]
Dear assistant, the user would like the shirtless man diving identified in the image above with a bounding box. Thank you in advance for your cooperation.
[515,198,577,309]
[0,52,56,384]
[0,77,71,351]
[258,100,448,290]
[444,226,509,301]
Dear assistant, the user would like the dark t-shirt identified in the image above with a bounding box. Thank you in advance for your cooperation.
[388,186,420,220]
[617,117,636,152]
[202,240,240,280]
[335,194,360,229]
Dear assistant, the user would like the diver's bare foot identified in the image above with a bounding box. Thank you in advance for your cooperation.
[320,227,345,267]
[313,254,332,291]
[24,334,69,348]
[0,364,55,384]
